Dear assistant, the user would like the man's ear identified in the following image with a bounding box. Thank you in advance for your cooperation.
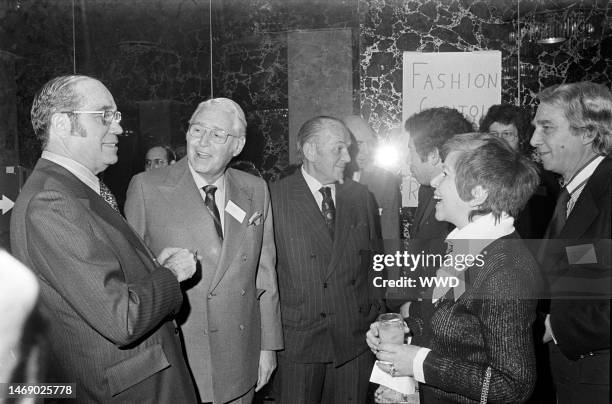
[232,136,246,157]
[470,185,488,206]
[50,112,72,138]
[303,141,317,162]
[580,127,596,145]
[427,147,441,166]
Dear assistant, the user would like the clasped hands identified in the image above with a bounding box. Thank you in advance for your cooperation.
[366,321,421,378]
[157,247,200,282]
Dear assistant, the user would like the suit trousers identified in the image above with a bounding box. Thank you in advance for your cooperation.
[277,350,373,404]
[549,342,609,403]
[202,386,254,404]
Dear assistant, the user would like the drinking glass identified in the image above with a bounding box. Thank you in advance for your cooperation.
[377,313,406,344]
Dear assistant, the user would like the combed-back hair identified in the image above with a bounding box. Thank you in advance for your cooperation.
[296,116,348,161]
[190,98,247,137]
[538,81,612,156]
[31,75,90,148]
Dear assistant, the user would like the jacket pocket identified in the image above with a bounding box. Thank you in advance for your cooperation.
[105,343,170,396]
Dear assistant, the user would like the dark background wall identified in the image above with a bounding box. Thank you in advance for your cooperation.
[1,0,610,195]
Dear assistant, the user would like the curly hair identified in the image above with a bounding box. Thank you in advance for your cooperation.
[404,107,474,161]
[479,104,534,156]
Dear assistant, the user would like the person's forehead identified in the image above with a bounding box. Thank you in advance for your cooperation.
[192,107,236,129]
[75,79,115,109]
[146,147,167,160]
[534,102,566,122]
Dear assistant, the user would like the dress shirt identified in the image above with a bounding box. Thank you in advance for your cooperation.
[189,164,226,231]
[301,165,336,211]
[564,155,604,216]
[41,151,100,194]
[413,212,515,383]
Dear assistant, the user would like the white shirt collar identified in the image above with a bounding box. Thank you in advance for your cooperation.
[565,155,605,194]
[301,165,336,200]
[41,150,100,194]
[188,163,225,191]
[446,213,515,255]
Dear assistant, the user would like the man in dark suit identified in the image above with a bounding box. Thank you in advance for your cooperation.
[342,115,401,242]
[125,98,283,404]
[390,108,473,314]
[270,116,382,403]
[532,81,611,403]
[10,75,198,403]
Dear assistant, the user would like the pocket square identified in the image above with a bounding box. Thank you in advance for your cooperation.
[248,211,263,226]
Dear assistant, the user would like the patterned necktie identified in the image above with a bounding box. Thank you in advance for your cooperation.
[99,180,119,213]
[546,187,570,238]
[319,186,335,238]
[203,185,223,240]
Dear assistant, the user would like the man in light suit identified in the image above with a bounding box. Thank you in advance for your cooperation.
[270,116,383,404]
[532,82,611,403]
[342,115,401,242]
[125,98,283,404]
[10,75,198,403]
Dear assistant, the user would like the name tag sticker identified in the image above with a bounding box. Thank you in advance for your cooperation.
[566,243,597,265]
[225,200,246,223]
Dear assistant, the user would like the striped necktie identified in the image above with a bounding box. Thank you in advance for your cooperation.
[203,185,223,240]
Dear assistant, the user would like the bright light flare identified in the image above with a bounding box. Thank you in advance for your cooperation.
[374,142,401,170]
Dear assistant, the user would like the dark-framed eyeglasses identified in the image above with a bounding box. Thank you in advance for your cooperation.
[63,110,122,126]
[489,130,517,140]
[187,123,239,144]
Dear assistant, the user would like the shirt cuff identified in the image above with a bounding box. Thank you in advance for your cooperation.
[413,347,431,383]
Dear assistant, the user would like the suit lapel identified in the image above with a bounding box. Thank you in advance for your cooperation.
[209,169,252,292]
[292,172,334,246]
[158,160,222,289]
[42,160,154,262]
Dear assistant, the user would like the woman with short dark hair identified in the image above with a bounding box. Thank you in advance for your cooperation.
[368,133,542,403]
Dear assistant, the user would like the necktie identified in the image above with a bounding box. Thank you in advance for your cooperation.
[99,180,119,213]
[319,186,335,238]
[546,187,570,238]
[203,185,223,240]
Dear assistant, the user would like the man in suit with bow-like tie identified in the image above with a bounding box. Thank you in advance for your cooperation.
[125,98,283,404]
[10,75,198,403]
[270,116,383,404]
[532,81,611,403]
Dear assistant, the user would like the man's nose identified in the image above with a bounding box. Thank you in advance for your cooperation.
[110,120,123,136]
[530,128,542,147]
[430,172,442,187]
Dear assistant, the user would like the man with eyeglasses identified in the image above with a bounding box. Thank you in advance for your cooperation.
[145,145,176,171]
[125,98,283,404]
[10,75,198,403]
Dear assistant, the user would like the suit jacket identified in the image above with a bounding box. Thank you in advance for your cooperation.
[407,235,539,403]
[10,159,197,403]
[125,158,283,403]
[270,171,383,366]
[359,166,401,241]
[542,155,611,361]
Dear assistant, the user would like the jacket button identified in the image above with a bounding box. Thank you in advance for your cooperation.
[174,327,179,334]
[242,255,247,262]
[239,324,245,330]
[323,283,328,288]
[310,254,316,259]
[320,312,326,318]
